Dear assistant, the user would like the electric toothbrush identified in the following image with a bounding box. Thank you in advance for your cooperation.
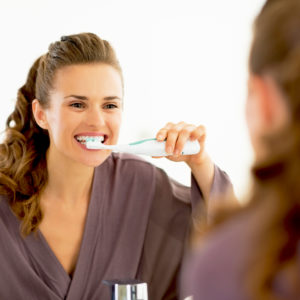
[85,138,200,156]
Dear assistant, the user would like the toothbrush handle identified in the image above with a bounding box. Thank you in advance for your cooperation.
[124,139,200,156]
[179,140,201,155]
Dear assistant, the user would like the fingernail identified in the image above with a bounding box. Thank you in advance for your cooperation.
[157,135,164,140]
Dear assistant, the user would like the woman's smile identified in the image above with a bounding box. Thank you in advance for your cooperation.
[38,63,123,167]
[74,133,106,152]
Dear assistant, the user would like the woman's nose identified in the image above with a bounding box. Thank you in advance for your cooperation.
[86,107,106,128]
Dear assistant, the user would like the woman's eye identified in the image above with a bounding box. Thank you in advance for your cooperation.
[105,103,118,109]
[70,102,85,109]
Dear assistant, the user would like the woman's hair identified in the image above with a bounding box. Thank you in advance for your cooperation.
[0,32,122,236]
[197,0,300,299]
[245,0,300,298]
[192,0,300,299]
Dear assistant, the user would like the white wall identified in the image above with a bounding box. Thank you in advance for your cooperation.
[0,0,264,200]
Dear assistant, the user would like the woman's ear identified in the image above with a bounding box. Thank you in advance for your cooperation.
[32,99,48,130]
[248,74,289,133]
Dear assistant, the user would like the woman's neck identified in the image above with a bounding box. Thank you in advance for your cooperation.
[42,149,95,207]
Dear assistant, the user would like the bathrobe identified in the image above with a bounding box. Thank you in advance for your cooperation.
[0,153,232,300]
[180,207,300,300]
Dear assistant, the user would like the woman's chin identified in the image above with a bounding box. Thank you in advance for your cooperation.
[78,151,112,167]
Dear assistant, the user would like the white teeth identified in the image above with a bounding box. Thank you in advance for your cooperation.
[75,135,105,144]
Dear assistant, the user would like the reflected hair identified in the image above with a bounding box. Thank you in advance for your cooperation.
[195,0,300,299]
[246,0,300,298]
[0,33,122,236]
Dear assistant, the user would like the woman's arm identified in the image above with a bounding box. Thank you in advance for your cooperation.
[155,122,215,202]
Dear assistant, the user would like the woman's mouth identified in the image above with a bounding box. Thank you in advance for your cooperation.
[75,135,106,145]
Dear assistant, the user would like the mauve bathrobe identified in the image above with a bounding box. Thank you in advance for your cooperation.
[0,153,232,300]
[180,209,300,300]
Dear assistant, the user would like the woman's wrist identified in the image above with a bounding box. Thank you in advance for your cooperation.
[186,153,215,201]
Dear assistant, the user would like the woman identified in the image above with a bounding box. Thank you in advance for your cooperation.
[0,33,232,299]
[181,0,300,299]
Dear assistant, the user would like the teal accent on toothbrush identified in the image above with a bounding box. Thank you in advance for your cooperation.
[128,138,156,146]
[85,138,200,156]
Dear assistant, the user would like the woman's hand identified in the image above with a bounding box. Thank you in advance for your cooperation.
[155,121,215,201]
[155,121,207,167]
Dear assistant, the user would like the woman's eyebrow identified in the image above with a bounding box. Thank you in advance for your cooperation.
[64,95,88,100]
[103,96,122,101]
[64,95,122,101]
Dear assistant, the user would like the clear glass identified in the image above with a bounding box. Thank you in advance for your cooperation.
[103,279,148,300]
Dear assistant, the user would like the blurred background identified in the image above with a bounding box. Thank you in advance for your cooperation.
[0,0,264,200]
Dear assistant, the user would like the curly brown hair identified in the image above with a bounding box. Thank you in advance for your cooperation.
[0,33,122,236]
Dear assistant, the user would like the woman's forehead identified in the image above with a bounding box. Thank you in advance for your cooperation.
[51,64,123,98]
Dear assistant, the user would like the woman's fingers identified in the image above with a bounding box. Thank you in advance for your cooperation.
[190,125,206,145]
[155,122,208,166]
[165,123,185,154]
[156,122,174,142]
[156,122,205,156]
[173,125,196,156]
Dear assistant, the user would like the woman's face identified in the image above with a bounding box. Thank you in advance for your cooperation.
[40,63,123,167]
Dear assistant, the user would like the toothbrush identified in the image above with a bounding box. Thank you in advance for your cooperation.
[85,138,200,156]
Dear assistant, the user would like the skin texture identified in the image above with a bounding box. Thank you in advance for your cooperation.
[31,63,215,275]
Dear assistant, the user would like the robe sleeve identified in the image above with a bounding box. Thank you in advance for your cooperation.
[191,164,236,227]
[137,163,233,300]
